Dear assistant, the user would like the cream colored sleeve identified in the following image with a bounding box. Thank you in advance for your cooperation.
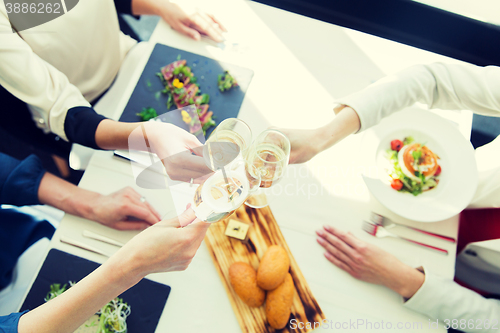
[404,267,500,333]
[0,7,91,141]
[337,63,500,132]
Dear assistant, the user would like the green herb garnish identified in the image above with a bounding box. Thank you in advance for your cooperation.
[136,107,158,121]
[46,282,131,333]
[217,70,238,92]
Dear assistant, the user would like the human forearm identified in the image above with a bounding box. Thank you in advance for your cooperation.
[317,225,424,300]
[37,172,101,219]
[281,106,361,164]
[338,63,500,133]
[131,0,164,16]
[94,119,142,150]
[17,209,207,332]
[404,269,500,333]
[315,106,361,153]
[383,265,425,299]
[17,254,142,333]
[38,172,160,228]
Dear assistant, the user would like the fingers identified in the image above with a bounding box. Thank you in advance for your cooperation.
[190,145,205,158]
[206,13,227,32]
[324,225,363,249]
[126,204,160,226]
[316,234,353,266]
[317,228,359,263]
[324,252,355,276]
[189,12,223,42]
[183,219,210,242]
[112,221,151,231]
[144,201,162,221]
[178,207,198,227]
[165,168,211,183]
[162,207,197,228]
[163,152,212,173]
[121,187,162,222]
[175,22,201,41]
[185,137,205,153]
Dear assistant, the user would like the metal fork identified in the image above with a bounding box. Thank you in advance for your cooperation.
[371,213,456,243]
[362,221,448,255]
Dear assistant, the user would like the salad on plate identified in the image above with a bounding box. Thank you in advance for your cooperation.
[386,136,442,196]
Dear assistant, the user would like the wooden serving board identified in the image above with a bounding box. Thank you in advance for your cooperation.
[205,204,326,333]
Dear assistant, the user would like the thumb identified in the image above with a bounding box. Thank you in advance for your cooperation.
[182,219,211,240]
[176,22,201,41]
[190,145,204,157]
[162,207,197,228]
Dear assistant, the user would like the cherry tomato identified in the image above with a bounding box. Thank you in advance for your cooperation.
[391,179,404,191]
[391,139,403,152]
[435,165,442,176]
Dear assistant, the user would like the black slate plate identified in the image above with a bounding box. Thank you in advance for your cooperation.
[119,43,254,137]
[20,249,170,333]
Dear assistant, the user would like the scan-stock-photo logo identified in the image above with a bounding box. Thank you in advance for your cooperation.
[4,0,79,32]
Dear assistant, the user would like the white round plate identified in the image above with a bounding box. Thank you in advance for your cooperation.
[361,109,478,222]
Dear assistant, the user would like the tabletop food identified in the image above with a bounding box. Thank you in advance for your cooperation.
[157,59,216,135]
[206,201,325,332]
[228,245,293,330]
[265,273,295,330]
[386,136,441,196]
[136,107,158,121]
[257,245,290,290]
[229,262,266,307]
[217,70,238,92]
[45,282,131,333]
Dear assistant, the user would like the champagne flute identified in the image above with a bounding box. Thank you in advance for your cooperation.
[245,129,291,208]
[204,118,252,171]
[192,161,261,223]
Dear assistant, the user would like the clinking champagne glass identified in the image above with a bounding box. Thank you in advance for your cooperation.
[244,129,291,208]
[193,118,258,223]
[191,161,261,223]
[203,118,252,171]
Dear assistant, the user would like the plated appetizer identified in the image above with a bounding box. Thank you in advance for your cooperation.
[156,59,216,135]
[217,70,238,92]
[386,137,442,196]
[45,282,131,333]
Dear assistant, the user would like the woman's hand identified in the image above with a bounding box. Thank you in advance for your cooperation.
[277,128,322,164]
[316,225,424,299]
[157,2,226,42]
[117,207,210,275]
[38,173,160,230]
[88,187,161,230]
[277,106,362,164]
[18,208,209,333]
[141,122,212,183]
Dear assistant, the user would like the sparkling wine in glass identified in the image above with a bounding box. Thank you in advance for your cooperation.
[245,129,290,208]
[204,118,252,171]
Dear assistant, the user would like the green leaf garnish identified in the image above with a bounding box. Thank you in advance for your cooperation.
[136,107,158,121]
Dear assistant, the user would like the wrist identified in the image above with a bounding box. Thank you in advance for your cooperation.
[385,265,425,299]
[131,0,166,16]
[75,191,103,221]
[316,106,361,151]
[108,243,150,284]
[315,123,338,153]
[103,252,144,290]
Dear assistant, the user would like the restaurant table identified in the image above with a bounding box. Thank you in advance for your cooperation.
[33,0,475,332]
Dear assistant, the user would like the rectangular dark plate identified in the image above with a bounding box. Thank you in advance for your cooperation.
[20,249,171,333]
[119,43,254,137]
